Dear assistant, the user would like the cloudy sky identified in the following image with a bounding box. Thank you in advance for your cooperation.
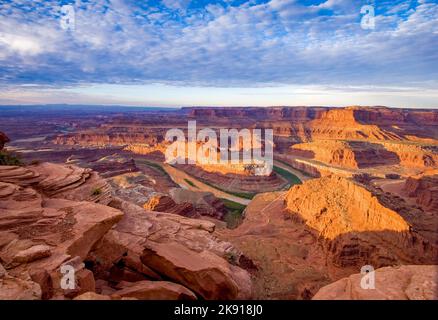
[0,0,437,108]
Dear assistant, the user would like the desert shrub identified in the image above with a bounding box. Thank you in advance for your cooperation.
[184,178,197,188]
[0,151,22,166]
[221,199,246,229]
[91,187,102,196]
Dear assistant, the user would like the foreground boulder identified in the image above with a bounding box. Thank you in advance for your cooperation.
[0,163,124,299]
[313,265,438,300]
[141,241,252,300]
[0,273,42,300]
[113,280,197,300]
[89,199,252,300]
[1,161,252,300]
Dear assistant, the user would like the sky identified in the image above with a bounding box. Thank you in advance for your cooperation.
[0,0,437,108]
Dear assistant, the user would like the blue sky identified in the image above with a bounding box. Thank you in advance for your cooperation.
[0,0,437,107]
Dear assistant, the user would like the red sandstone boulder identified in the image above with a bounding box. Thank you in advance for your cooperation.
[89,199,252,300]
[113,280,197,300]
[0,273,42,300]
[0,163,124,300]
[313,265,438,300]
[141,241,252,300]
[73,292,111,300]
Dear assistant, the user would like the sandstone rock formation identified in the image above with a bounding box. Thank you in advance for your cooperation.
[179,164,288,193]
[0,164,124,299]
[380,142,438,168]
[305,108,402,141]
[4,105,438,301]
[87,198,252,300]
[1,161,252,300]
[0,271,42,300]
[285,175,438,268]
[0,132,9,150]
[184,106,438,141]
[170,189,227,220]
[141,241,251,299]
[0,162,112,204]
[403,171,438,213]
[113,280,197,300]
[54,131,164,148]
[291,140,399,169]
[217,191,333,299]
[313,265,438,300]
[143,194,196,217]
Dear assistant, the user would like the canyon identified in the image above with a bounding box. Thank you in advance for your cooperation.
[1,105,438,300]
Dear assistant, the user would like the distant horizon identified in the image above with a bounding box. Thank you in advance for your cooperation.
[0,103,437,111]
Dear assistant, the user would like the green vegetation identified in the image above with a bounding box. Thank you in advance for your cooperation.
[275,159,313,177]
[200,179,256,200]
[139,159,173,180]
[0,151,22,166]
[273,165,302,188]
[184,178,198,188]
[221,198,246,229]
[91,187,102,196]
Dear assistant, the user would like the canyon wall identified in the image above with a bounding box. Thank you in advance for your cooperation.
[404,172,438,212]
[285,176,438,268]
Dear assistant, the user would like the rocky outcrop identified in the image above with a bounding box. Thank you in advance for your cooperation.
[73,292,112,300]
[0,162,112,204]
[88,199,252,300]
[142,190,227,220]
[285,176,438,268]
[184,106,438,141]
[144,194,178,212]
[292,140,399,169]
[404,172,438,213]
[380,142,438,167]
[0,164,124,300]
[217,191,334,299]
[141,241,251,300]
[113,280,197,300]
[179,164,288,193]
[0,132,9,150]
[144,194,196,217]
[1,161,252,300]
[53,131,163,147]
[90,158,139,178]
[0,270,42,300]
[313,265,438,300]
[304,108,402,141]
[170,189,227,220]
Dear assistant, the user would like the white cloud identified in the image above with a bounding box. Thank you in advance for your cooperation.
[0,0,436,106]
